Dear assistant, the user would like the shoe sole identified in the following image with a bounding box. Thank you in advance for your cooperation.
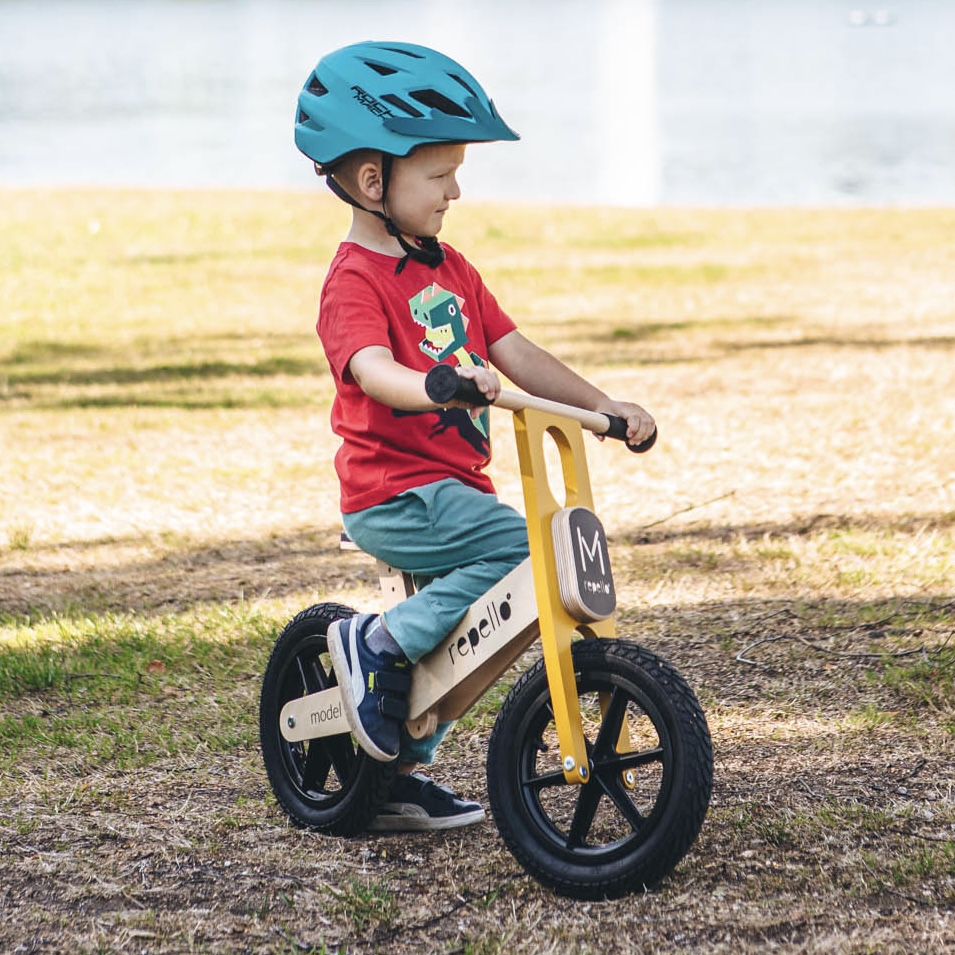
[368,807,486,832]
[326,617,399,763]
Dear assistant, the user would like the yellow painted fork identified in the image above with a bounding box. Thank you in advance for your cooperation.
[512,407,617,786]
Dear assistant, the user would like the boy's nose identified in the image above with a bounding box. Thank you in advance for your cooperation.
[447,176,462,200]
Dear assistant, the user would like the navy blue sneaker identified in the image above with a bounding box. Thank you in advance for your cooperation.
[369,773,486,831]
[327,614,411,762]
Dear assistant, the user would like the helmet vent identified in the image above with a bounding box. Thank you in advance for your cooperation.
[366,61,398,76]
[409,89,470,119]
[381,94,425,118]
[380,46,424,59]
[297,107,323,130]
[449,74,477,97]
[307,75,329,96]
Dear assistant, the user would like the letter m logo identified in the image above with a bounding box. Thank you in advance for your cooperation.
[552,506,616,622]
[576,526,606,575]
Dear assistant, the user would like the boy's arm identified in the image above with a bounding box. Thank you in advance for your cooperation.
[349,345,501,411]
[488,330,656,446]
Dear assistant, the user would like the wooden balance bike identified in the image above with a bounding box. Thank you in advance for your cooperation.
[259,365,713,900]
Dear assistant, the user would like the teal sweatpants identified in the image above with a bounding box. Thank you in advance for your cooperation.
[342,478,529,764]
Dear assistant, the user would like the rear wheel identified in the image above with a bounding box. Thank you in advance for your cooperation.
[486,639,712,899]
[259,603,395,835]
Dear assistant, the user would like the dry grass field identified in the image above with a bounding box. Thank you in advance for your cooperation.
[1,189,953,954]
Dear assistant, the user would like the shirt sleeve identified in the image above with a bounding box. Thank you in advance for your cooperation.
[318,259,393,382]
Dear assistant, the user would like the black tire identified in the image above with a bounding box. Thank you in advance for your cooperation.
[486,639,712,899]
[259,603,395,835]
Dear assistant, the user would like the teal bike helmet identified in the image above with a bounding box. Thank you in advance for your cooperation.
[295,41,518,166]
[295,41,519,271]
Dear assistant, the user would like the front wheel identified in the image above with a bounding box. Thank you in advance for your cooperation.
[259,602,395,836]
[486,639,712,899]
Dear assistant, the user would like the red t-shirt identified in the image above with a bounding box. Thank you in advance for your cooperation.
[318,242,517,513]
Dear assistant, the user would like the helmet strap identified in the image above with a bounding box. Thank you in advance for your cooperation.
[322,158,446,275]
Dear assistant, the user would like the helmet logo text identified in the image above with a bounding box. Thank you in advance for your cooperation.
[351,85,394,119]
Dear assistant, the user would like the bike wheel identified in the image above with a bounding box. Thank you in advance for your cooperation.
[259,602,395,836]
[486,639,712,899]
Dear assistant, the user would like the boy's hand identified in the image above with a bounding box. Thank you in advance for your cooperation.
[446,365,501,416]
[594,399,656,448]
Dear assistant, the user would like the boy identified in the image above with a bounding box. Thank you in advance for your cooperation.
[295,42,655,831]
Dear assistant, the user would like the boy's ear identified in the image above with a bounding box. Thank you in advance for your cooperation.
[355,160,384,204]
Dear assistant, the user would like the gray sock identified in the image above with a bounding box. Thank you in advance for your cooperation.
[365,617,404,658]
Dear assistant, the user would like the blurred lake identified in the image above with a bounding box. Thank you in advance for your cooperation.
[1,0,953,205]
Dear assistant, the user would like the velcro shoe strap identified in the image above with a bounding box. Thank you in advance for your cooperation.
[378,693,410,721]
[371,666,411,721]
[374,668,412,697]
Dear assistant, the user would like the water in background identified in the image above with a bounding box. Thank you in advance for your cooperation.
[0,0,953,205]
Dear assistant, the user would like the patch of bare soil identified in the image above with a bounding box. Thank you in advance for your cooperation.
[2,708,952,955]
[2,540,953,955]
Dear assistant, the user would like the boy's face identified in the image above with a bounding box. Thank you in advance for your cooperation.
[386,143,466,238]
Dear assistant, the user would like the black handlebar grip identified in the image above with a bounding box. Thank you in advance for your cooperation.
[424,364,490,406]
[426,365,656,452]
[605,414,658,454]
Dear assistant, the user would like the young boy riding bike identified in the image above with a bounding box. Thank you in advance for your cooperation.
[295,41,655,831]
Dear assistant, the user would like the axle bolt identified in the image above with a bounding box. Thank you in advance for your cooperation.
[287,716,296,729]
[563,756,576,772]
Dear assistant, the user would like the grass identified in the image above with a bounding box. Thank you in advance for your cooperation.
[1,188,955,954]
[0,604,276,775]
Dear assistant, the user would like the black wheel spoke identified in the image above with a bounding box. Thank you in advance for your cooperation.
[592,686,630,758]
[295,656,317,696]
[293,657,308,693]
[598,774,646,832]
[300,741,332,792]
[566,777,603,848]
[522,765,567,792]
[594,745,664,774]
[324,732,356,786]
[309,656,330,690]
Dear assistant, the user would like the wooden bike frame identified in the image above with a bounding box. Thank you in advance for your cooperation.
[279,391,620,786]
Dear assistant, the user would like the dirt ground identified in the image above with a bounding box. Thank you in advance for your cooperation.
[1,538,952,955]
